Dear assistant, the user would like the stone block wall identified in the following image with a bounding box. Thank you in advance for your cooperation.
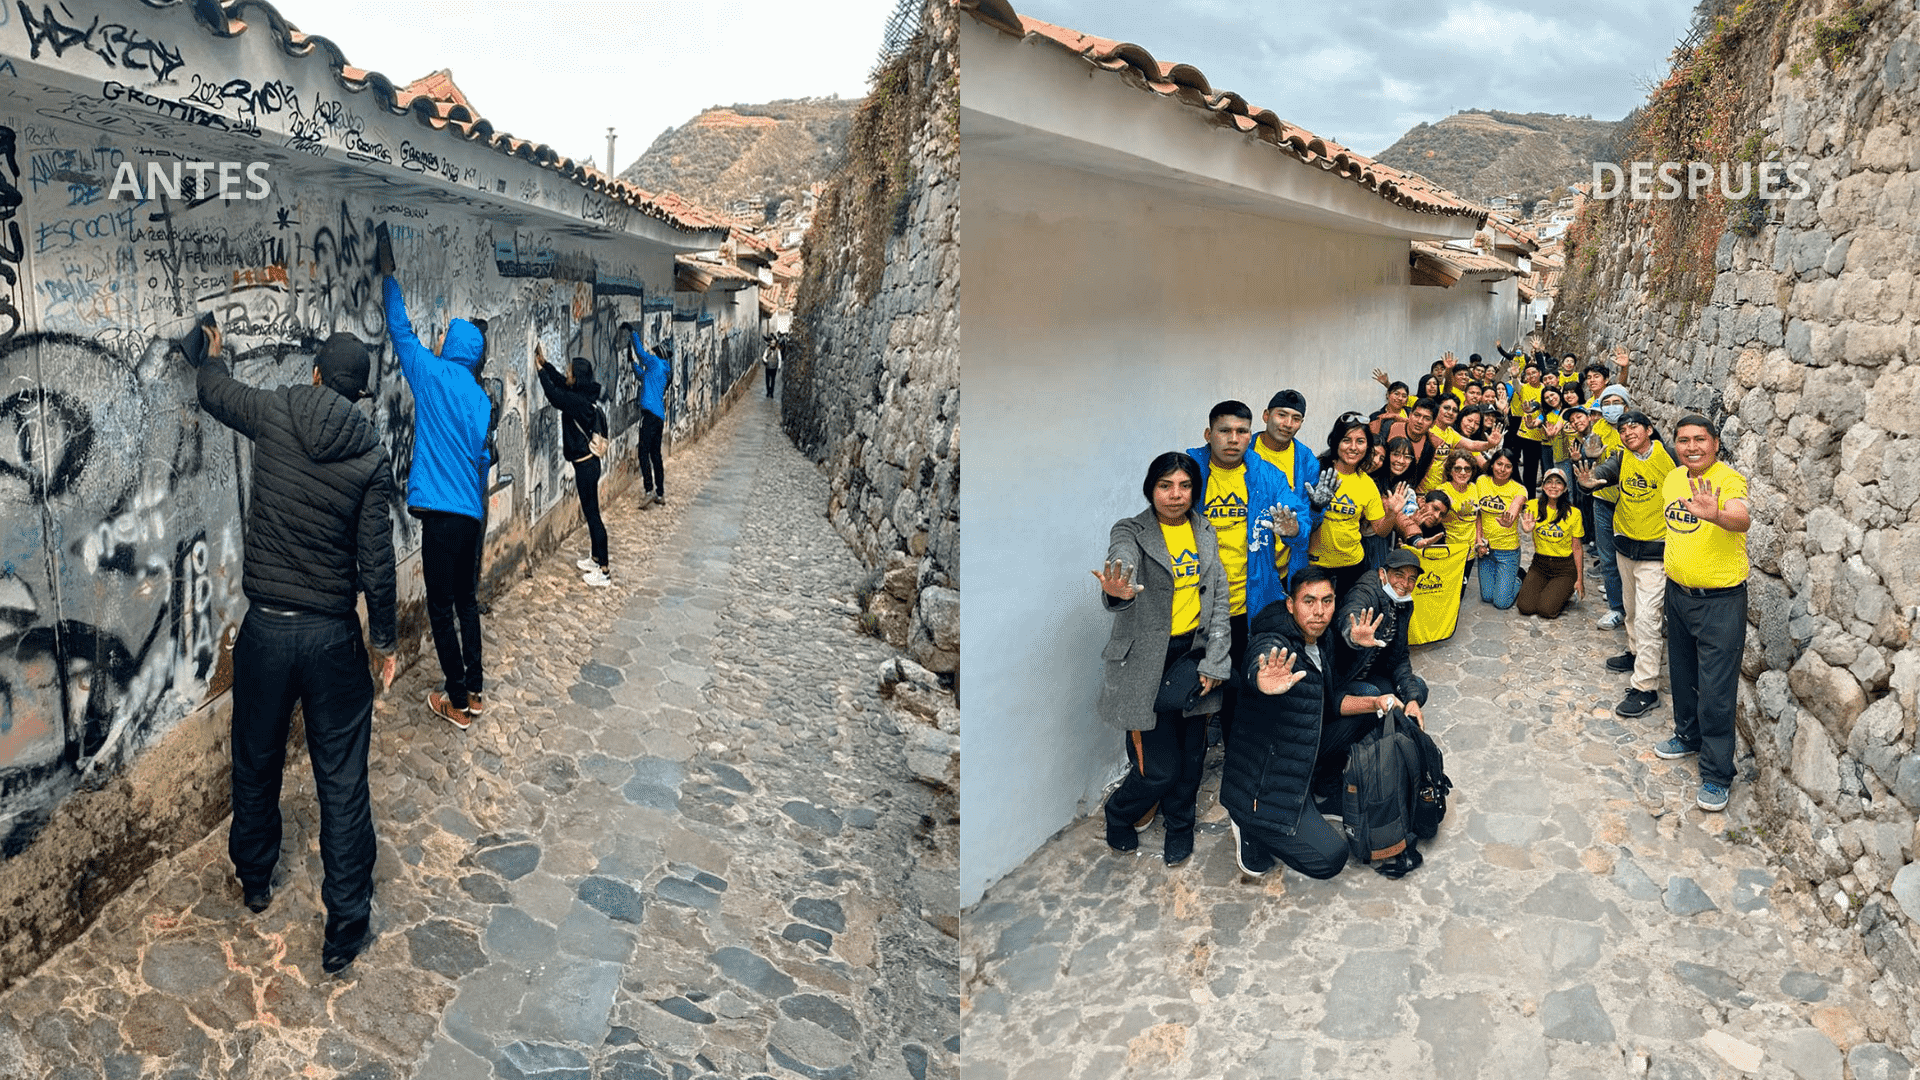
[1547,0,1920,1000]
[785,0,959,676]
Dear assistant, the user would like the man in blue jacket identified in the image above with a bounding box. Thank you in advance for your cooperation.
[1187,400,1310,747]
[376,226,492,728]
[622,322,672,507]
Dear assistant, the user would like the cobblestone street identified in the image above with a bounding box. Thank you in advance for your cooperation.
[0,390,959,1080]
[962,577,1916,1080]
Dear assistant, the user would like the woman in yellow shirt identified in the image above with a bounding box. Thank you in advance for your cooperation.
[1308,415,1395,600]
[1516,467,1585,618]
[1472,449,1528,610]
[1093,452,1233,864]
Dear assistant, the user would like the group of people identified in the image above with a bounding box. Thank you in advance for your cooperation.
[1094,340,1753,884]
[186,224,677,974]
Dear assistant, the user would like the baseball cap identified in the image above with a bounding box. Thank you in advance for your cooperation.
[316,333,371,400]
[1267,389,1307,414]
[1616,409,1654,430]
[1380,548,1421,571]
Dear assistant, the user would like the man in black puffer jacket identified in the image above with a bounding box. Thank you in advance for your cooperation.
[1221,567,1356,880]
[191,320,396,975]
[1318,549,1430,796]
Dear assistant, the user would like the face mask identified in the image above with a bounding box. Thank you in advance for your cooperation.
[1600,404,1624,423]
[1382,580,1412,603]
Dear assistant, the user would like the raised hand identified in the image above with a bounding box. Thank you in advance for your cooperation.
[1308,470,1340,510]
[1388,483,1414,519]
[1686,475,1721,521]
[1092,558,1143,599]
[534,342,546,372]
[1520,506,1536,532]
[1612,343,1632,368]
[1254,646,1306,695]
[1497,500,1520,528]
[1442,350,1456,368]
[1348,607,1385,648]
[1268,503,1300,538]
[1572,460,1596,489]
[1372,367,1390,387]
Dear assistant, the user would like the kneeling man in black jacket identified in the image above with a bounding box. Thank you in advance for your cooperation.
[191,318,397,975]
[1224,567,1391,880]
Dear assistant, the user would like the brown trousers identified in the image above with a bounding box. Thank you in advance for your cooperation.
[1517,552,1579,619]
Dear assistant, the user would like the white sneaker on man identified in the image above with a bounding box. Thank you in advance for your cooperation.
[582,569,612,588]
[576,558,599,572]
[1596,609,1625,630]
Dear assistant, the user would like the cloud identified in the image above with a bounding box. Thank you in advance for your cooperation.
[1009,0,1694,155]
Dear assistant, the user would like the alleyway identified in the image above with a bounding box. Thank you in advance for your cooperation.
[962,586,1914,1079]
[0,390,959,1080]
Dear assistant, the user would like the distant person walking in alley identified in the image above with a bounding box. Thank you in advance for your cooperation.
[536,344,613,588]
[187,317,396,976]
[624,322,673,506]
[376,225,492,729]
[763,331,782,398]
[1653,416,1751,812]
[1095,452,1231,866]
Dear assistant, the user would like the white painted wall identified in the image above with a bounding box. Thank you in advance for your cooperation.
[960,151,1491,904]
[1406,274,1524,377]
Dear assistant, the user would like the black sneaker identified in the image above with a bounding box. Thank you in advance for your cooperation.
[242,883,272,914]
[1604,652,1637,673]
[1105,818,1138,853]
[1228,817,1275,878]
[1163,829,1194,866]
[322,915,373,975]
[1615,688,1660,719]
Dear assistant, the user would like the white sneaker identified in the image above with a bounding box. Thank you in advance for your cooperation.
[582,569,611,588]
[576,558,599,572]
[1596,610,1624,630]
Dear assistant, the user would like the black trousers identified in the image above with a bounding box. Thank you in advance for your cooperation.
[575,456,608,566]
[420,510,484,710]
[765,364,778,397]
[1216,612,1249,748]
[638,410,665,497]
[1516,437,1543,493]
[1666,580,1747,786]
[1104,636,1209,838]
[229,608,376,929]
[1232,802,1348,880]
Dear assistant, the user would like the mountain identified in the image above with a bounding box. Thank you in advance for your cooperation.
[618,97,862,237]
[1374,109,1630,213]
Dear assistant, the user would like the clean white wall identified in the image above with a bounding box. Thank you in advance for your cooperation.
[1405,274,1523,381]
[960,151,1431,905]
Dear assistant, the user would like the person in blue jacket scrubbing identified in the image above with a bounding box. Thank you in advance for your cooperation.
[374,224,493,729]
[622,322,672,507]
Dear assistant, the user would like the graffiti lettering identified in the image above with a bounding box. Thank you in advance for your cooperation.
[372,204,428,219]
[397,140,457,182]
[16,3,186,81]
[34,204,138,254]
[99,81,229,133]
[182,76,296,121]
[0,386,91,502]
[0,126,23,348]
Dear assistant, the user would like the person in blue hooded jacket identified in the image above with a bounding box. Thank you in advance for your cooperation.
[622,322,672,506]
[376,225,492,729]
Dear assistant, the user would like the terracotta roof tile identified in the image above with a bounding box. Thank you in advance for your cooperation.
[200,3,725,235]
[959,0,1486,224]
[1411,241,1516,286]
[1483,214,1541,252]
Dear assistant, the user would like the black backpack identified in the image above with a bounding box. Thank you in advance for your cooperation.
[1406,716,1452,840]
[1340,707,1425,877]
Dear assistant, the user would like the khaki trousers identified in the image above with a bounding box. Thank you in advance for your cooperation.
[1616,554,1667,692]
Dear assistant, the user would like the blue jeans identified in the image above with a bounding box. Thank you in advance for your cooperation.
[1591,499,1623,615]
[1479,546,1520,609]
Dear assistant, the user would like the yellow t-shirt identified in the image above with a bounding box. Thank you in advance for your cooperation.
[1615,442,1677,542]
[1558,371,1581,389]
[1663,462,1750,588]
[1447,386,1467,410]
[1587,418,1624,503]
[1419,428,1463,492]
[1204,464,1250,616]
[1472,476,1528,550]
[1512,383,1546,441]
[1308,470,1383,570]
[1161,520,1202,636]
[1531,504,1584,558]
[1442,482,1480,546]
[1253,436,1297,488]
[1542,411,1566,459]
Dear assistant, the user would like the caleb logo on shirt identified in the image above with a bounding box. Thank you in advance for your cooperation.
[1329,491,1358,519]
[1622,475,1655,499]
[1664,500,1703,534]
[1169,549,1201,581]
[1481,494,1508,513]
[1414,545,1452,592]
[1205,491,1247,521]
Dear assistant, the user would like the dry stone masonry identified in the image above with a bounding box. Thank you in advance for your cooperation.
[1549,0,1920,1023]
[785,0,960,679]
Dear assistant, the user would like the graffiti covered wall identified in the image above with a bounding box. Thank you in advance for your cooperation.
[0,0,758,984]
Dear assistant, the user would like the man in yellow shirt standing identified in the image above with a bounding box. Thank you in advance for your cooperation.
[1580,410,1675,719]
[1652,415,1751,812]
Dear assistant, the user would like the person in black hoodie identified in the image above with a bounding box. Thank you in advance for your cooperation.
[1222,567,1391,881]
[535,344,612,587]
[189,318,396,976]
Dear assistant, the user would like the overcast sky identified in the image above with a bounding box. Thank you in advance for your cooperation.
[1009,0,1700,156]
[261,0,899,174]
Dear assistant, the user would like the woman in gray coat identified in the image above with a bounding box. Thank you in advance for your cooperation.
[1096,452,1233,866]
